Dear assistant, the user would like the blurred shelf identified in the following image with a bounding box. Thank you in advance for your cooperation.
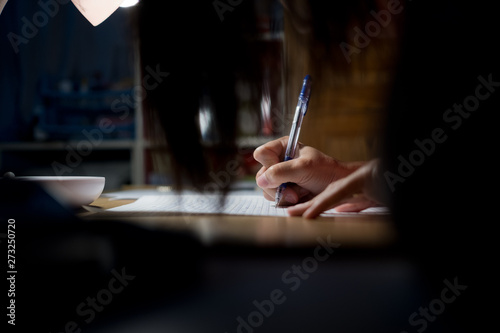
[0,140,145,185]
[0,140,136,151]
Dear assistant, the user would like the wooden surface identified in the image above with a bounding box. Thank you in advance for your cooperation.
[282,3,403,161]
[80,195,397,248]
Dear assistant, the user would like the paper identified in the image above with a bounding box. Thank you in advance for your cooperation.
[102,181,258,200]
[108,194,288,216]
[107,193,389,217]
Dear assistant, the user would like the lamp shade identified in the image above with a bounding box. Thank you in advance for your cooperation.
[71,0,125,26]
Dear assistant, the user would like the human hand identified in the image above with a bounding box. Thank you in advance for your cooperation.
[253,136,363,206]
[287,158,384,218]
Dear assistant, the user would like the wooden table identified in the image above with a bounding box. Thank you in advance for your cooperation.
[71,194,420,333]
[81,195,397,249]
[13,189,417,333]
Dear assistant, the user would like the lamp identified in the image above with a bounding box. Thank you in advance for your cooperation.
[0,0,139,23]
[119,0,139,8]
[71,0,139,26]
[0,0,8,15]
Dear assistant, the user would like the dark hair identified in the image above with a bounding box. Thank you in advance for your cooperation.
[136,0,261,191]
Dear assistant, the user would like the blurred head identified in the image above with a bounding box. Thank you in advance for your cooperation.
[136,0,262,191]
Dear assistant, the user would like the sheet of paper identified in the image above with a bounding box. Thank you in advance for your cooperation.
[107,193,389,217]
[102,181,259,200]
[108,194,287,216]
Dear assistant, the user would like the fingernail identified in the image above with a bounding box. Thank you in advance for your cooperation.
[257,173,269,187]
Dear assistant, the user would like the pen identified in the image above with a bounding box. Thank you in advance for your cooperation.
[275,75,312,206]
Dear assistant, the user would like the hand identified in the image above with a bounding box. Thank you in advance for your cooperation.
[287,158,385,218]
[253,136,363,206]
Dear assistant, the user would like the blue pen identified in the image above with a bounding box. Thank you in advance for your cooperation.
[275,75,312,206]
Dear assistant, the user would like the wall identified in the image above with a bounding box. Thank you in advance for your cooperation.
[282,2,403,162]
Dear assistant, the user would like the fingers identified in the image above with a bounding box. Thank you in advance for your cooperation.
[255,165,266,180]
[259,183,308,206]
[256,158,312,189]
[276,184,312,206]
[307,183,357,218]
[276,186,299,206]
[334,196,375,212]
[253,136,289,168]
[287,196,373,217]
[286,201,312,217]
[287,170,365,219]
[255,165,274,201]
[255,161,305,204]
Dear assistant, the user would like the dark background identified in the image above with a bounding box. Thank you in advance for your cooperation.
[1,0,499,332]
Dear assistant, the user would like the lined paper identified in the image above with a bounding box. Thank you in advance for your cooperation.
[107,194,287,216]
[107,193,389,217]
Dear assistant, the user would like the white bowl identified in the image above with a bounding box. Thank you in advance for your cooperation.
[17,176,105,207]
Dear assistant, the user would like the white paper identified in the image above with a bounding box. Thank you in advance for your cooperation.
[107,193,389,217]
[107,194,288,216]
[102,181,259,200]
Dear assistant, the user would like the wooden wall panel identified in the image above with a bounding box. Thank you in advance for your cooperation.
[282,4,402,162]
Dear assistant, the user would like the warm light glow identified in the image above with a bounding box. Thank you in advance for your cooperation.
[72,0,125,26]
[0,0,8,15]
[120,0,139,7]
